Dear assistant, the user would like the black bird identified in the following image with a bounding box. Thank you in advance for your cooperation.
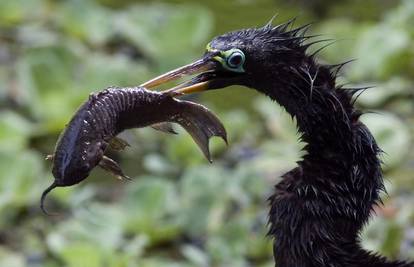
[141,20,413,267]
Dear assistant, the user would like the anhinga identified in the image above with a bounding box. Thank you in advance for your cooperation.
[141,20,413,267]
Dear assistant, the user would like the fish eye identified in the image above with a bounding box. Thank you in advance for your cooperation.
[227,50,245,68]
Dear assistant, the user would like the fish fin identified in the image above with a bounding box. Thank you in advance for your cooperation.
[151,122,178,134]
[109,137,130,151]
[45,154,54,161]
[174,100,227,162]
[98,156,131,181]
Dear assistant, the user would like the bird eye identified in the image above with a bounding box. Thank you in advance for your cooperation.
[227,50,245,69]
[212,48,246,73]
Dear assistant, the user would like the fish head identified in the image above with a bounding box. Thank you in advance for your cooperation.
[52,140,106,186]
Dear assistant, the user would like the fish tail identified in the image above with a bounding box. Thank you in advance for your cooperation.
[173,100,227,162]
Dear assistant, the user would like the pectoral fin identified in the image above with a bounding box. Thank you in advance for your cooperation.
[151,122,177,134]
[98,156,131,181]
[109,137,130,151]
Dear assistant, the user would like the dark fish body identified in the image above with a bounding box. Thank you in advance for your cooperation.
[53,87,156,186]
[42,86,226,214]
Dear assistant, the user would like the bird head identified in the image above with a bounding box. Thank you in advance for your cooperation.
[141,21,310,95]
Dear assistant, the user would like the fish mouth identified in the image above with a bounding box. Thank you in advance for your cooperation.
[140,53,243,95]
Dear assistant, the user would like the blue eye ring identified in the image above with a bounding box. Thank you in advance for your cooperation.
[214,48,245,72]
[227,50,245,68]
[211,48,246,73]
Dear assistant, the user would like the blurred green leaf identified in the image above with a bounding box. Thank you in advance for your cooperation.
[60,242,102,267]
[0,150,44,218]
[0,0,43,26]
[81,52,150,89]
[137,258,193,267]
[118,4,213,68]
[143,153,176,175]
[0,111,34,152]
[349,25,411,81]
[178,166,230,235]
[381,223,404,258]
[385,0,414,38]
[121,177,182,242]
[355,78,413,108]
[0,247,24,267]
[315,19,368,63]
[181,245,209,267]
[360,112,411,170]
[55,0,114,45]
[17,45,81,128]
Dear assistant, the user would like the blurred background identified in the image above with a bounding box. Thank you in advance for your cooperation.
[0,0,413,266]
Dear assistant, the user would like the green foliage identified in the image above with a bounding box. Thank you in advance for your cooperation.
[0,0,413,266]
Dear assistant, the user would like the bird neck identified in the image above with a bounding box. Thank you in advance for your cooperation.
[257,58,357,156]
[261,58,413,267]
[256,56,379,169]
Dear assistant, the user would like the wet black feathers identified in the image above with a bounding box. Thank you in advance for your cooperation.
[213,21,413,267]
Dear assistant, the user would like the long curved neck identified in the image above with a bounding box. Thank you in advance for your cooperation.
[263,56,413,267]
